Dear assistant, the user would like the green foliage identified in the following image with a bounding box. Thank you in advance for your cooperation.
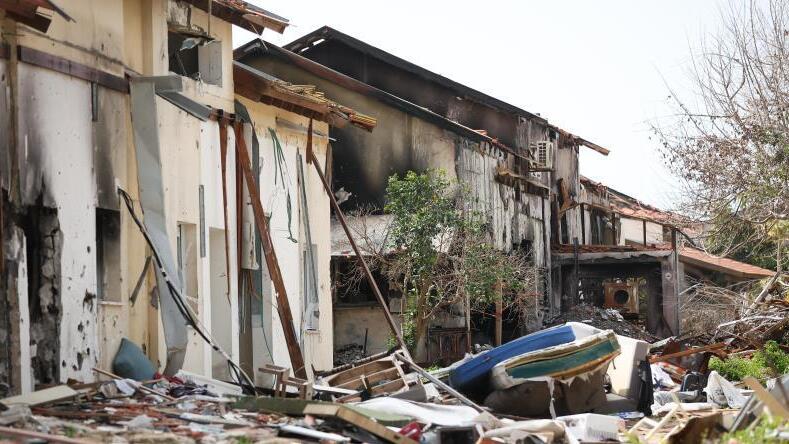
[63,427,76,438]
[718,414,787,444]
[462,238,529,306]
[709,341,789,382]
[709,355,768,382]
[705,210,780,271]
[385,170,459,277]
[758,340,789,376]
[383,170,537,353]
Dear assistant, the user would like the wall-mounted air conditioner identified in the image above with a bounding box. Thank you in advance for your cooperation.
[529,141,554,170]
[603,282,639,314]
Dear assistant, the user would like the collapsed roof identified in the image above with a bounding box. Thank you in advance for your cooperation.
[285,26,610,156]
[234,61,377,131]
[176,0,289,34]
[0,0,73,32]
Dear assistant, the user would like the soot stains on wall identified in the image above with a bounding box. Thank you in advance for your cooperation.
[23,195,62,386]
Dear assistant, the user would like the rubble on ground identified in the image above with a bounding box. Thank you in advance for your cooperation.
[1,306,786,443]
[545,304,660,342]
[333,344,366,367]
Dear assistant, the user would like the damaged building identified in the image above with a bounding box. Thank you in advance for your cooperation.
[0,0,380,397]
[1,0,774,401]
[553,176,775,338]
[235,27,614,361]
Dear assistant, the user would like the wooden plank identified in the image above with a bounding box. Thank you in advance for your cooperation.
[0,385,77,408]
[17,46,128,92]
[233,63,330,117]
[743,377,789,419]
[337,367,400,389]
[495,280,503,346]
[303,404,418,444]
[323,359,395,386]
[232,396,334,415]
[178,0,288,34]
[369,378,406,396]
[218,116,232,305]
[648,343,727,364]
[235,121,306,378]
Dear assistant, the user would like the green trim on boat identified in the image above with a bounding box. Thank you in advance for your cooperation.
[505,339,619,380]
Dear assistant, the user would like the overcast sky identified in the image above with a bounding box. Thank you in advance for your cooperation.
[233,1,735,210]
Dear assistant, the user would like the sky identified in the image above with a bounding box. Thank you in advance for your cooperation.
[232,0,734,210]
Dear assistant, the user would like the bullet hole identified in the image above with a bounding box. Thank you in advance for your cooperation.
[77,322,84,332]
[83,291,96,312]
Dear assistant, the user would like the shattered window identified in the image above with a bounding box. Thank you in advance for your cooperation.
[96,208,121,302]
[168,31,222,86]
[332,257,392,306]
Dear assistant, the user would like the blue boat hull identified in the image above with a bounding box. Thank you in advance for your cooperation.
[448,323,577,397]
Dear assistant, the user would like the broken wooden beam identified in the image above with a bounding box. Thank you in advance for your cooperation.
[648,343,727,364]
[235,121,307,379]
[303,404,418,444]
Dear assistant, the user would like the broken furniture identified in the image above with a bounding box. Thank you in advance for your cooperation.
[317,353,417,402]
[258,364,312,399]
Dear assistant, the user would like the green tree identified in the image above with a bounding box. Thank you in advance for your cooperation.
[655,1,789,266]
[382,170,538,353]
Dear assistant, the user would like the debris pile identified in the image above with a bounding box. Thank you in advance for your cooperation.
[333,343,366,367]
[1,310,786,443]
[546,304,659,342]
[681,279,789,348]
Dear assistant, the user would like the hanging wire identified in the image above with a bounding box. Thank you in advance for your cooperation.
[118,188,256,394]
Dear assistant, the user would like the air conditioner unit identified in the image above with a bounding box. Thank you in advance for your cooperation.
[529,141,554,170]
[603,282,639,315]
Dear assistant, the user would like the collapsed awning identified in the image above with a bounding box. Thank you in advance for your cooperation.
[0,0,73,32]
[177,0,289,34]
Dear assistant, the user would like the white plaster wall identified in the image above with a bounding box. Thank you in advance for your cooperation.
[16,65,99,383]
[155,104,243,378]
[18,0,126,77]
[620,218,664,245]
[198,119,240,378]
[16,229,32,394]
[238,96,334,374]
[5,0,260,385]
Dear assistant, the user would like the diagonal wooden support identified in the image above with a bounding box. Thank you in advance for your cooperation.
[743,376,789,419]
[305,142,411,359]
[235,121,307,379]
[218,113,232,304]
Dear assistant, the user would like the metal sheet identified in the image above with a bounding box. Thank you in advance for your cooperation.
[297,153,319,330]
[129,78,188,376]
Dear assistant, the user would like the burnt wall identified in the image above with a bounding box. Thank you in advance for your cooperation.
[296,39,533,152]
[23,197,62,386]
